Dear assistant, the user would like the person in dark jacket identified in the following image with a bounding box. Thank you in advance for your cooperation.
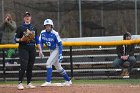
[15,12,43,90]
[113,32,136,78]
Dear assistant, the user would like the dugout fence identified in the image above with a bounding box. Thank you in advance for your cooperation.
[0,36,140,81]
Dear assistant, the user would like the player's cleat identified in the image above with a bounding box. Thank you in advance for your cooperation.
[17,83,24,90]
[63,80,72,86]
[26,83,36,89]
[41,82,51,87]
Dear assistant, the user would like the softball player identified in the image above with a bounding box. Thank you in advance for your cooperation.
[39,19,72,86]
[15,12,43,90]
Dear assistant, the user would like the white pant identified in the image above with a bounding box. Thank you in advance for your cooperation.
[46,48,63,72]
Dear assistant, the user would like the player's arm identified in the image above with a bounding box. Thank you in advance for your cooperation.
[58,41,63,62]
[37,33,44,58]
[38,33,44,49]
[55,32,62,54]
[56,32,63,62]
[7,21,17,31]
[15,26,23,43]
[15,27,31,43]
[58,41,62,55]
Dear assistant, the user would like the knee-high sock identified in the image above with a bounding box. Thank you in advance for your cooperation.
[46,68,52,82]
[60,69,70,81]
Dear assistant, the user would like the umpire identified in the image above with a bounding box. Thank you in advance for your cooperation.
[15,12,43,90]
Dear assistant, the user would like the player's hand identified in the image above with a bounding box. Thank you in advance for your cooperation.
[4,17,10,23]
[58,54,63,63]
[39,50,44,58]
[20,35,28,42]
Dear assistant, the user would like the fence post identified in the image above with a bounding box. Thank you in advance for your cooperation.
[70,46,73,79]
[2,49,6,81]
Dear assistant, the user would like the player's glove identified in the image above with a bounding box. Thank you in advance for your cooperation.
[21,29,35,42]
[58,54,63,63]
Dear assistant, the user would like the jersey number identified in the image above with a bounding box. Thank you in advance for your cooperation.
[46,42,51,46]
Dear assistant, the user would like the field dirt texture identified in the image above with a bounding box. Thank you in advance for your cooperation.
[0,84,140,93]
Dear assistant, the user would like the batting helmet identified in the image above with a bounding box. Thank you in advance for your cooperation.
[44,19,54,27]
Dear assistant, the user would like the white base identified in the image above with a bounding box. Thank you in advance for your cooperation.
[47,83,64,86]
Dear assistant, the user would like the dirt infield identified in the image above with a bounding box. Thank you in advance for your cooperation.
[0,84,140,93]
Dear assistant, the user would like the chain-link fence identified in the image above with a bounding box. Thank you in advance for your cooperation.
[0,0,140,38]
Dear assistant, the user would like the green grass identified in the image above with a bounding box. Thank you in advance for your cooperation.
[0,79,140,85]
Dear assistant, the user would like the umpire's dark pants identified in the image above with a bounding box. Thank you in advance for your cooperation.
[18,45,36,84]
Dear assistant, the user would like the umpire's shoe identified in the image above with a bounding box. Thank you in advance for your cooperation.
[26,83,36,89]
[17,83,24,90]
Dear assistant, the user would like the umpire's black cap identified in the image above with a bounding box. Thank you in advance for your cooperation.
[24,12,31,17]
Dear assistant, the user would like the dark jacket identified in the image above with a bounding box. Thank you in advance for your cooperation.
[116,45,135,58]
[15,23,39,46]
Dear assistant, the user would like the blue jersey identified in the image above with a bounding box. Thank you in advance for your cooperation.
[39,29,62,55]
